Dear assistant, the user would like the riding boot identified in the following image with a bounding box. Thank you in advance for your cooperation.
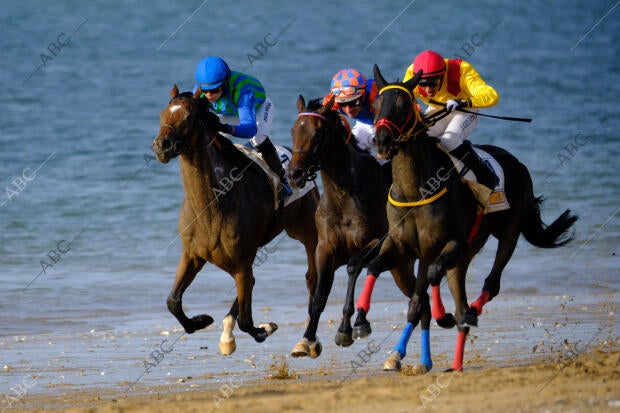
[449,140,499,191]
[255,138,292,200]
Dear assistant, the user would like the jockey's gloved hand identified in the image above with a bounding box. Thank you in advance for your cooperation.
[216,122,230,133]
[446,99,463,113]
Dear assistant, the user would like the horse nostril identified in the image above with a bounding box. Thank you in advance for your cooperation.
[160,139,172,151]
[291,169,303,180]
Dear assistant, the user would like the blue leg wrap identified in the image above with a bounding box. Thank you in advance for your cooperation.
[419,329,432,370]
[394,322,414,358]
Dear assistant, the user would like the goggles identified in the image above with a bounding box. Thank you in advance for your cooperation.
[331,85,365,97]
[418,76,442,88]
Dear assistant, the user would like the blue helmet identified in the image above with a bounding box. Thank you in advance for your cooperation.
[194,56,230,91]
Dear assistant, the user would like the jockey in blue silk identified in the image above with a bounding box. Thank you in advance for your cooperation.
[322,68,379,155]
[193,55,291,199]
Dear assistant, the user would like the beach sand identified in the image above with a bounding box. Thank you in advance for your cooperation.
[12,347,620,413]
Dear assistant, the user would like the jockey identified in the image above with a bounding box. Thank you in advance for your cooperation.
[404,50,500,191]
[322,68,379,154]
[193,55,291,199]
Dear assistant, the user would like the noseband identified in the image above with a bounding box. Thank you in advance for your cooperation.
[375,85,422,143]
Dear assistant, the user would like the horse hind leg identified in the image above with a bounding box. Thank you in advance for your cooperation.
[219,298,238,355]
[234,271,278,344]
[445,265,471,372]
[462,221,520,327]
[167,251,214,334]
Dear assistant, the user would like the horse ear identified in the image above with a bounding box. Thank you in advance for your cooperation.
[297,95,306,113]
[193,87,202,100]
[404,69,423,91]
[373,64,387,90]
[323,95,336,111]
[171,85,180,99]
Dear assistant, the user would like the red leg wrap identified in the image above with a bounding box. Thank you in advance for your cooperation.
[451,330,467,371]
[431,285,446,320]
[470,290,491,316]
[355,275,377,313]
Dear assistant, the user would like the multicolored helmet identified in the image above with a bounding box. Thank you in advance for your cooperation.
[413,50,446,78]
[330,69,367,103]
[194,56,230,91]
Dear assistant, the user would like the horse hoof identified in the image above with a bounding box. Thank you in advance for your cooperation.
[259,322,278,336]
[460,309,478,327]
[219,339,236,355]
[436,313,456,329]
[443,367,463,373]
[353,322,372,340]
[410,363,431,375]
[185,314,215,333]
[334,331,354,347]
[291,338,310,358]
[309,340,322,358]
[383,352,402,371]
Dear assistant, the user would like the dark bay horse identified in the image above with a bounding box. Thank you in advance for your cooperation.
[287,95,432,368]
[359,65,577,371]
[152,86,319,355]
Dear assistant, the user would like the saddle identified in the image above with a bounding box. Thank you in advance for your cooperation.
[234,144,316,210]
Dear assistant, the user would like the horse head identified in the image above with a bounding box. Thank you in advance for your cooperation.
[153,85,214,163]
[289,94,346,189]
[373,64,423,159]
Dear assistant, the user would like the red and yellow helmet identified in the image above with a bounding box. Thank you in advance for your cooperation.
[330,69,367,103]
[413,50,446,78]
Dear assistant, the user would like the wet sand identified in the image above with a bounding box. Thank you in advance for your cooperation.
[2,290,617,413]
[11,348,620,413]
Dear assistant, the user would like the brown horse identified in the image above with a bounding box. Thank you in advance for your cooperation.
[287,95,432,363]
[152,86,319,355]
[359,65,577,371]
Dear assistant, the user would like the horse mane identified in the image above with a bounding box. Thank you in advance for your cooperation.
[306,98,367,154]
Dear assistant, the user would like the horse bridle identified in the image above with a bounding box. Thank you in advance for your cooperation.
[157,96,214,156]
[293,111,352,181]
[375,85,421,142]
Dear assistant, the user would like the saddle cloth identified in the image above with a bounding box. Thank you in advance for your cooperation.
[234,144,316,210]
[446,146,510,214]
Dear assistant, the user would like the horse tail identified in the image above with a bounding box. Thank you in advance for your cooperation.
[521,196,578,248]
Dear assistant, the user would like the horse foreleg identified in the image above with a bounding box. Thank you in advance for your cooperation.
[219,298,239,355]
[334,263,358,347]
[334,245,373,347]
[292,245,334,358]
[167,250,213,334]
[234,271,277,343]
[352,245,397,339]
[384,262,432,373]
[427,241,462,329]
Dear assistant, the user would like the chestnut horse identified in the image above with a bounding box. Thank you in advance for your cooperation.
[287,95,433,369]
[359,65,577,371]
[152,86,319,354]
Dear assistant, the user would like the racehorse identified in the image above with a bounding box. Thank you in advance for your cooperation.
[287,95,433,368]
[152,86,320,355]
[358,65,577,371]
